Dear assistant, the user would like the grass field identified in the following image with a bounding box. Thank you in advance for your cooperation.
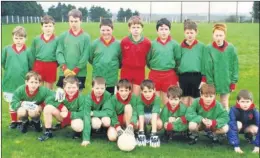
[1,22,259,158]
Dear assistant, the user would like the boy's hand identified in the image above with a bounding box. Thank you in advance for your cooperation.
[61,106,68,112]
[60,111,68,118]
[252,147,259,153]
[168,117,176,123]
[116,126,124,137]
[198,82,205,89]
[137,131,146,146]
[125,124,134,136]
[21,101,38,110]
[150,133,160,148]
[55,88,65,103]
[64,69,73,77]
[234,147,244,154]
[81,141,90,147]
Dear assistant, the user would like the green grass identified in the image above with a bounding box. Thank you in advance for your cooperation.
[1,22,259,158]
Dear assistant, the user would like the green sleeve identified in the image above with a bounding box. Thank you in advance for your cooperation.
[1,47,7,68]
[136,98,144,116]
[174,42,182,70]
[172,119,188,132]
[231,46,239,83]
[118,43,122,69]
[215,106,230,128]
[130,97,138,124]
[152,97,161,114]
[146,47,152,69]
[45,96,60,107]
[26,48,34,70]
[30,38,36,65]
[185,101,203,123]
[83,104,91,141]
[56,33,66,66]
[75,35,91,69]
[204,46,214,84]
[88,40,96,65]
[71,96,86,119]
[200,45,206,76]
[160,107,169,124]
[10,87,23,111]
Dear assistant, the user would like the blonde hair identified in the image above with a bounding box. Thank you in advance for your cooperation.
[12,26,27,38]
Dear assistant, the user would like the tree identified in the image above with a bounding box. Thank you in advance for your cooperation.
[133,10,140,16]
[225,15,237,23]
[117,8,125,22]
[79,7,88,21]
[251,1,259,22]
[89,6,111,22]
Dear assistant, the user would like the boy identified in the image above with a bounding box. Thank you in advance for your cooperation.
[178,19,206,106]
[31,15,58,90]
[147,18,181,105]
[160,86,188,141]
[120,16,151,96]
[39,76,91,147]
[101,79,138,141]
[2,26,33,129]
[185,84,229,145]
[56,9,91,90]
[136,79,163,148]
[11,71,54,133]
[227,90,259,154]
[89,18,121,94]
[85,76,111,132]
[204,23,239,111]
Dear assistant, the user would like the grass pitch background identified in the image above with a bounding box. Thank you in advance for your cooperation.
[1,23,259,158]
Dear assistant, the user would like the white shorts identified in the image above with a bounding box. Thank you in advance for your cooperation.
[144,113,152,125]
[3,92,14,103]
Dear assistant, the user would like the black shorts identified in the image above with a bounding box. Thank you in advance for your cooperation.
[106,86,115,95]
[179,72,202,98]
[56,76,86,90]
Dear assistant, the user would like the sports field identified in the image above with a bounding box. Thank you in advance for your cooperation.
[1,22,259,158]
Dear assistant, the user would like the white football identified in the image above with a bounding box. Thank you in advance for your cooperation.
[117,133,136,152]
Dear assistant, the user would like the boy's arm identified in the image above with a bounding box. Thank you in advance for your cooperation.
[214,107,229,129]
[146,46,152,69]
[56,33,67,68]
[185,102,203,123]
[88,40,96,65]
[118,42,122,69]
[253,110,260,147]
[1,47,7,68]
[160,107,169,124]
[130,98,138,125]
[201,45,207,81]
[71,96,85,119]
[173,42,182,71]
[204,47,214,84]
[27,48,34,70]
[73,35,91,74]
[231,47,239,86]
[152,97,161,114]
[227,108,240,148]
[30,38,36,65]
[10,88,23,111]
[82,104,91,141]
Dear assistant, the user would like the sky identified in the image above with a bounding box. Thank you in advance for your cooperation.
[39,2,253,15]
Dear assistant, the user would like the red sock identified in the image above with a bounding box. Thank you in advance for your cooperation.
[10,111,17,122]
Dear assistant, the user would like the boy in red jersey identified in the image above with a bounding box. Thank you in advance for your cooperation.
[120,16,151,96]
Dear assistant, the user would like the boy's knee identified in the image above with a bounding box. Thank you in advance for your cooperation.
[189,122,198,131]
[28,109,41,118]
[107,127,117,142]
[101,117,111,127]
[71,119,83,132]
[91,117,102,129]
[43,105,54,114]
[219,125,229,134]
[17,107,27,116]
[156,119,163,130]
[237,121,243,131]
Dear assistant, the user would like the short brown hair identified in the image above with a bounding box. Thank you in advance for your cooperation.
[200,84,216,95]
[92,76,106,87]
[140,79,155,90]
[41,15,55,25]
[12,26,26,38]
[184,19,197,31]
[68,9,82,20]
[167,86,183,98]
[213,23,227,34]
[237,90,253,101]
[100,18,113,29]
[26,71,42,82]
[63,76,79,88]
[117,79,132,91]
[128,16,143,28]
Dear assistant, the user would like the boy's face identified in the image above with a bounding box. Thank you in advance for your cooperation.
[237,98,253,110]
[118,87,131,100]
[42,23,54,36]
[184,29,197,42]
[26,77,40,92]
[92,83,106,98]
[13,35,26,47]
[141,87,155,100]
[64,82,79,97]
[201,94,216,106]
[157,24,170,40]
[213,29,225,45]
[129,24,143,37]
[168,96,180,107]
[69,16,81,31]
[100,25,113,40]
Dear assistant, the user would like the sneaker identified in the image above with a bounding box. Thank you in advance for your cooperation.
[9,122,17,129]
[188,133,199,145]
[38,131,53,142]
[20,121,29,133]
[31,120,43,132]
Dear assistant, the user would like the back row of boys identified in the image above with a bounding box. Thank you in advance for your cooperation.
[2,9,258,153]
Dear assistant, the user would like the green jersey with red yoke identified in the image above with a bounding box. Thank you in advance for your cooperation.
[136,94,161,116]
